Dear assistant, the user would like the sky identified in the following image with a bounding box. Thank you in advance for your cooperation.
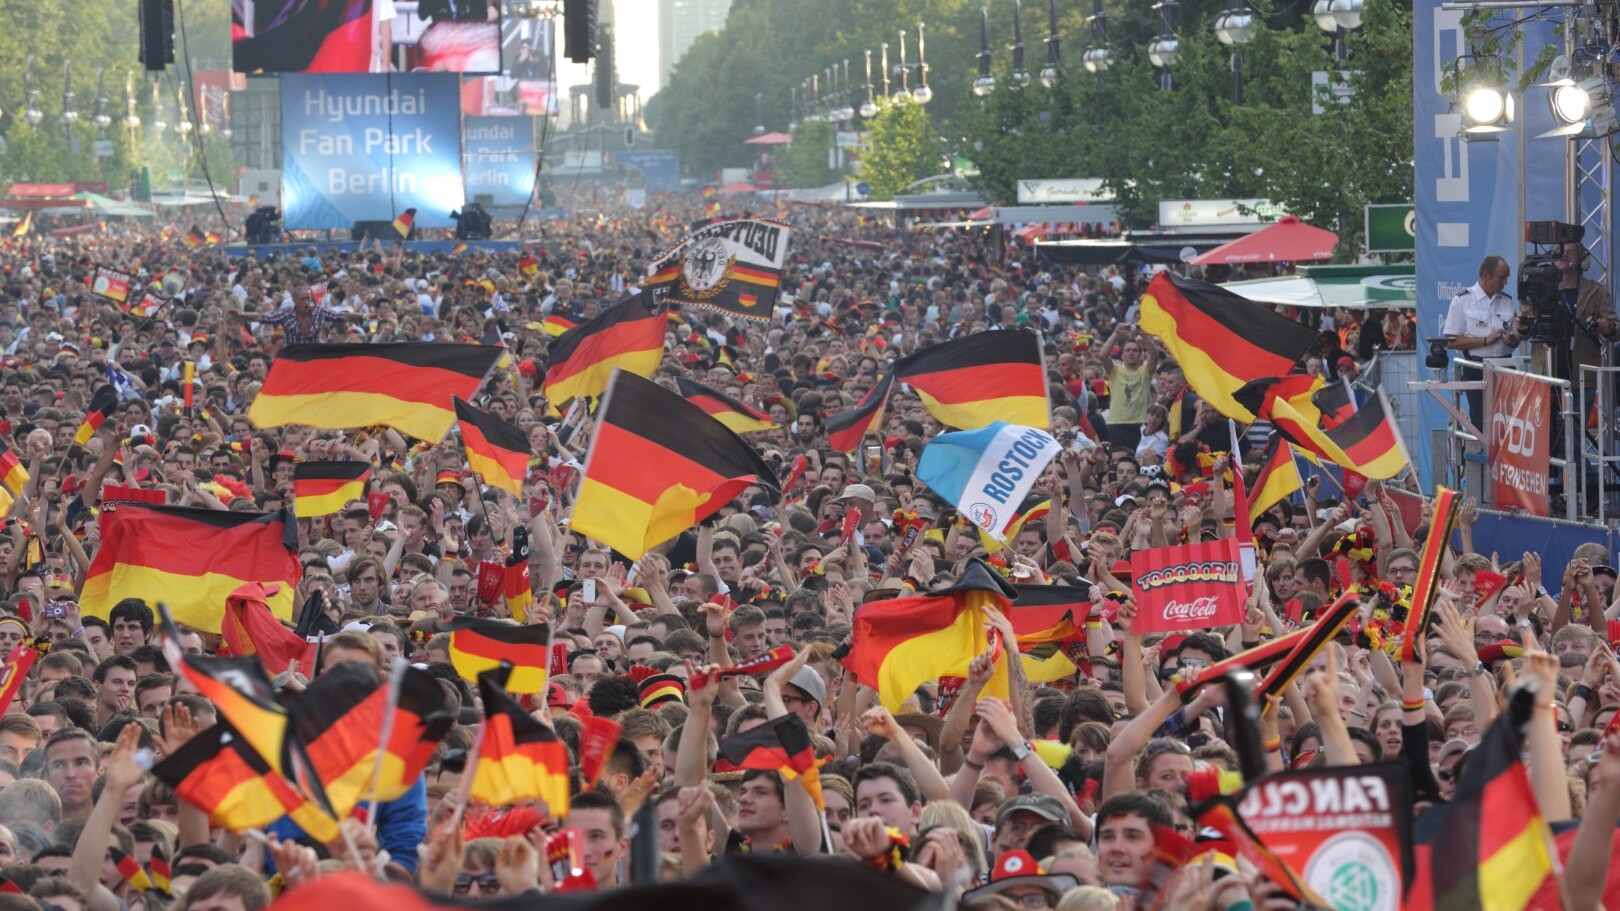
[551,0,662,125]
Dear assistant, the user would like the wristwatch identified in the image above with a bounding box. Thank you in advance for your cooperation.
[1467,661,1488,678]
[1010,740,1034,762]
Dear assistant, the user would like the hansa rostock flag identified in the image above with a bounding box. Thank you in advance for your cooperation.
[916,422,1060,542]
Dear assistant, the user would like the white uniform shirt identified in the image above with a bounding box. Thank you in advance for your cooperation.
[1443,282,1518,358]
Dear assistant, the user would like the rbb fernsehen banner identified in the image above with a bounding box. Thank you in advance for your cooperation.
[280,73,465,230]
[464,117,535,208]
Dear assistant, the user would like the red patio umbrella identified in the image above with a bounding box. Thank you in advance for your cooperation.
[1189,215,1339,265]
[744,131,793,145]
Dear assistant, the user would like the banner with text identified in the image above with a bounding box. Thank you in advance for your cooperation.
[1130,539,1246,634]
[1489,371,1551,516]
[463,116,535,208]
[280,73,465,230]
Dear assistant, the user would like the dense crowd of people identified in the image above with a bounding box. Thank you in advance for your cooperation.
[0,196,1594,911]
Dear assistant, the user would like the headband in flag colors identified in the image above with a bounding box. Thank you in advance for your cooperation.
[1138,271,1320,423]
[0,441,27,497]
[826,372,895,453]
[84,505,299,634]
[1257,591,1362,700]
[250,343,504,442]
[542,291,666,407]
[149,721,339,843]
[570,370,779,559]
[453,397,531,496]
[74,385,119,447]
[292,461,371,518]
[675,376,777,434]
[1402,488,1460,663]
[442,618,552,693]
[472,667,572,815]
[892,331,1050,430]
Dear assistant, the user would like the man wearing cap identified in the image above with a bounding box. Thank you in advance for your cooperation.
[961,850,1079,910]
[782,666,824,731]
[991,793,1069,854]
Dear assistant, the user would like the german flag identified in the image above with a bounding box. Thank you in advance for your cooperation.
[218,581,311,677]
[1313,378,1365,429]
[543,291,666,407]
[1240,378,1407,481]
[85,504,300,634]
[718,713,825,809]
[1008,582,1092,640]
[0,440,28,497]
[391,209,415,238]
[250,343,503,442]
[893,331,1049,429]
[571,370,779,559]
[73,385,118,447]
[290,661,454,818]
[983,497,1052,555]
[1403,487,1460,663]
[150,721,339,843]
[1324,389,1409,482]
[182,360,196,412]
[148,846,171,893]
[205,230,223,245]
[840,559,1014,711]
[0,648,35,717]
[453,398,530,496]
[472,667,571,815]
[1256,591,1361,699]
[11,212,30,238]
[1138,271,1318,422]
[541,312,578,337]
[443,618,551,693]
[292,461,370,518]
[1409,690,1555,911]
[675,377,777,434]
[503,526,533,622]
[518,256,539,278]
[110,847,153,892]
[1174,626,1321,703]
[1247,438,1303,525]
[826,373,895,454]
[184,225,207,249]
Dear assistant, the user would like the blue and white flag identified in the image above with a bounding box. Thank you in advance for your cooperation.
[916,422,1060,542]
[108,362,142,404]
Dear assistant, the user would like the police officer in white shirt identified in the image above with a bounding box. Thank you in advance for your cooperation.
[1443,254,1520,427]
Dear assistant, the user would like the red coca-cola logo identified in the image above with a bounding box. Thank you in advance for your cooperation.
[1163,597,1221,621]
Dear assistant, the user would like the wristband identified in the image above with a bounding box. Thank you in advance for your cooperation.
[962,757,985,771]
[1241,640,1261,650]
[1574,684,1596,703]
[1401,698,1425,712]
[863,826,910,874]
[1262,737,1280,752]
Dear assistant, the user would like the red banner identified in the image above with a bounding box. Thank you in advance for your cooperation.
[1489,371,1550,516]
[1130,539,1247,634]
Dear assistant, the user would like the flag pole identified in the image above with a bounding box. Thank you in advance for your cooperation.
[364,654,410,836]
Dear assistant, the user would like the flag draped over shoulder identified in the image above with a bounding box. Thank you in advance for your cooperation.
[1137,271,1319,422]
[453,397,531,496]
[442,618,552,693]
[571,370,779,560]
[472,668,571,815]
[292,461,370,518]
[250,343,503,442]
[893,331,1049,430]
[83,504,300,634]
[840,560,1015,711]
[826,373,895,454]
[542,291,666,406]
[675,377,777,433]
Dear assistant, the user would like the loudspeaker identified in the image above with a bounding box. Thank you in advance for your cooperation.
[563,0,596,63]
[139,0,175,70]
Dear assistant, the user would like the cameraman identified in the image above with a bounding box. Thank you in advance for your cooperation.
[1521,241,1615,466]
[1444,255,1519,427]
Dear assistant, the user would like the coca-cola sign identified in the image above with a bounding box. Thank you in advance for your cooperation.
[1131,540,1247,634]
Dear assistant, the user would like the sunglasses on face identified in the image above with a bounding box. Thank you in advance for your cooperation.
[1437,768,1456,782]
[454,873,501,895]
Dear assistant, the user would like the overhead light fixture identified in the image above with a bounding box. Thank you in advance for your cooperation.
[1460,82,1513,135]
[1539,74,1617,138]
[973,6,995,96]
[1214,7,1255,46]
[1147,35,1178,68]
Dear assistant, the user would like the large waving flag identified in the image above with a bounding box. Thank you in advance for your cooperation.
[453,397,531,496]
[675,377,777,434]
[893,331,1049,429]
[542,291,666,407]
[250,343,503,442]
[1247,438,1304,525]
[83,504,300,633]
[1138,271,1319,422]
[1240,377,1409,481]
[471,667,571,815]
[151,722,338,843]
[73,385,119,447]
[441,617,552,693]
[916,422,1061,543]
[840,560,1015,711]
[826,373,895,454]
[571,370,779,559]
[292,462,370,518]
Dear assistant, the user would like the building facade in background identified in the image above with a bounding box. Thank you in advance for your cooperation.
[658,0,733,82]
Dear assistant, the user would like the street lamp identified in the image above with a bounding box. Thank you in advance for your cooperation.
[59,62,77,125]
[789,85,799,130]
[894,30,912,103]
[861,49,879,117]
[839,59,856,119]
[1040,0,1062,87]
[93,68,111,131]
[880,43,893,102]
[1083,0,1111,72]
[973,6,996,96]
[1011,0,1031,85]
[150,80,166,134]
[1213,2,1255,104]
[1147,1,1178,90]
[754,91,764,135]
[122,71,140,130]
[914,23,933,104]
[23,55,42,127]
[1313,0,1364,61]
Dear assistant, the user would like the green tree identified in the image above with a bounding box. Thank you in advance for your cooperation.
[782,120,836,188]
[860,99,942,200]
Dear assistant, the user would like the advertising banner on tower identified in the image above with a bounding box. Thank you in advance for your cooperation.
[280,73,465,230]
[463,116,535,207]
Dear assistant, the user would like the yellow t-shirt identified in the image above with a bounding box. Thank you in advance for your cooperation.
[1108,363,1151,425]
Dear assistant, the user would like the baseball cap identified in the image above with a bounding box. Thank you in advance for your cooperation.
[786,666,826,707]
[995,793,1068,825]
[839,483,876,502]
[1437,738,1470,767]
